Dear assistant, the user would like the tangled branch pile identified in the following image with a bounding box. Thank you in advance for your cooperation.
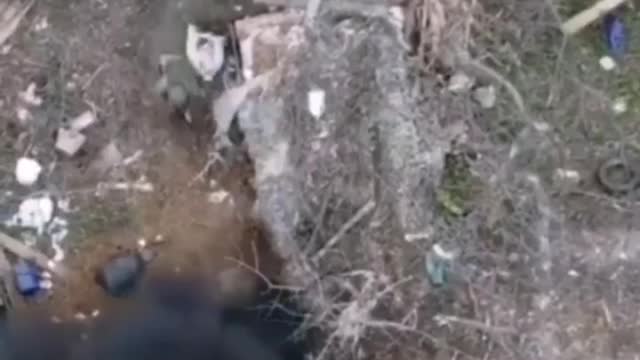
[236,0,576,359]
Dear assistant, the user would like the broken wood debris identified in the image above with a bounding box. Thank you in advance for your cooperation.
[0,231,69,279]
[561,0,627,35]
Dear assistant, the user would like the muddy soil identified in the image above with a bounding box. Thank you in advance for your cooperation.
[0,0,275,321]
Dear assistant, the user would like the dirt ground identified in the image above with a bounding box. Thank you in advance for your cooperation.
[3,0,640,359]
[0,0,279,322]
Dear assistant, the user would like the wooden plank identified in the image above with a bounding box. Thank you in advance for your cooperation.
[561,0,627,35]
[0,231,69,279]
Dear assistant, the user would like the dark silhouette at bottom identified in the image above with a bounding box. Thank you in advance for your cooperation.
[0,276,309,360]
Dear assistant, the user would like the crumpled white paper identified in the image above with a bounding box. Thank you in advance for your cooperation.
[185,24,225,82]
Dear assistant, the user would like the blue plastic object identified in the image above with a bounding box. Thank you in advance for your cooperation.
[14,261,45,297]
[605,14,628,58]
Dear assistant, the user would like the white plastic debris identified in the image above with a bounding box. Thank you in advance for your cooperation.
[473,85,497,109]
[98,179,154,193]
[185,24,225,81]
[56,128,87,156]
[448,72,474,93]
[208,190,230,204]
[15,157,42,186]
[19,83,43,106]
[568,269,580,277]
[39,279,53,290]
[612,98,628,114]
[49,217,68,262]
[34,17,49,32]
[70,110,97,131]
[553,168,581,187]
[432,243,456,260]
[57,198,72,213]
[307,88,326,119]
[599,56,617,71]
[388,6,405,29]
[51,242,65,262]
[5,196,55,235]
[16,106,32,124]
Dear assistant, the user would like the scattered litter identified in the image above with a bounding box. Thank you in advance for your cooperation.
[208,189,230,204]
[137,238,147,248]
[568,269,580,277]
[69,110,97,131]
[553,168,581,187]
[14,260,52,298]
[18,82,42,106]
[57,198,72,213]
[50,236,66,262]
[96,253,146,297]
[448,72,474,93]
[473,85,497,109]
[388,6,405,29]
[5,196,54,235]
[599,55,617,71]
[16,106,32,124]
[307,88,326,119]
[433,243,456,261]
[185,24,225,81]
[404,231,432,242]
[425,243,456,286]
[612,98,628,114]
[604,14,627,58]
[534,293,552,310]
[74,313,87,321]
[55,128,87,156]
[0,0,35,47]
[98,179,154,193]
[15,157,42,186]
[33,17,48,32]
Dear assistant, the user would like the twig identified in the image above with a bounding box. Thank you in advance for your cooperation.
[0,0,35,46]
[0,231,69,278]
[312,199,375,262]
[82,63,109,91]
[463,58,527,119]
[435,314,517,334]
[224,255,303,292]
